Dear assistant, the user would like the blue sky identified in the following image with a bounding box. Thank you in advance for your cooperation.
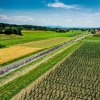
[0,0,100,27]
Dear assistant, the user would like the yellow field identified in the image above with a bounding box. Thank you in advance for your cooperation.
[19,37,73,48]
[0,46,42,65]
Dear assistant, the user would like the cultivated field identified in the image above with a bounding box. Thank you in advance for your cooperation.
[0,46,41,66]
[16,40,100,100]
[0,30,93,100]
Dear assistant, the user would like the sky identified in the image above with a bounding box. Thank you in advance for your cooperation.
[0,0,100,27]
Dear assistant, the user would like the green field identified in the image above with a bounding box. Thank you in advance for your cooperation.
[0,30,87,47]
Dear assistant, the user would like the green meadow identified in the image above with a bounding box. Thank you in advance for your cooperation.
[0,30,87,47]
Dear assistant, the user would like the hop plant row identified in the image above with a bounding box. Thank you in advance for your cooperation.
[21,41,100,100]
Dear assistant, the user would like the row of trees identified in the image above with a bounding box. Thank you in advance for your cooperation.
[0,23,100,35]
[0,27,22,35]
[0,23,50,32]
[0,23,23,35]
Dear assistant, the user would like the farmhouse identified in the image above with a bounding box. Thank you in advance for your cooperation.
[94,29,100,32]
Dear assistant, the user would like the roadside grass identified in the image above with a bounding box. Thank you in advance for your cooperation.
[0,41,82,100]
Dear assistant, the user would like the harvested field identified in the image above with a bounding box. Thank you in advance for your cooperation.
[0,46,42,65]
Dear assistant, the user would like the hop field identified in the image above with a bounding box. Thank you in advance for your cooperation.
[0,46,42,66]
[20,41,100,100]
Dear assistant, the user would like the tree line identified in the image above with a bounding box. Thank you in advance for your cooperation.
[0,23,100,35]
[0,23,51,35]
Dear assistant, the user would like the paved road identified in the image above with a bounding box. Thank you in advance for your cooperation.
[0,34,90,76]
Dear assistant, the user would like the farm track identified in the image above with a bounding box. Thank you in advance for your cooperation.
[0,34,89,76]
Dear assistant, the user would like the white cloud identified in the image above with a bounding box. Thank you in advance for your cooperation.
[47,0,80,9]
[0,14,9,20]
[0,14,34,24]
[11,16,34,22]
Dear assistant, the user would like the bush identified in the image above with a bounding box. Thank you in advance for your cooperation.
[0,44,6,48]
[0,27,3,34]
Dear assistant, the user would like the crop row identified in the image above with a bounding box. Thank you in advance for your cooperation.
[20,41,100,100]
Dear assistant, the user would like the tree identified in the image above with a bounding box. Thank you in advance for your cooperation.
[4,27,12,35]
[91,30,96,34]
[4,27,23,36]
[0,27,3,34]
[17,28,23,36]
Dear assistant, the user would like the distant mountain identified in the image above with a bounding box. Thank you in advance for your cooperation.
[46,25,68,28]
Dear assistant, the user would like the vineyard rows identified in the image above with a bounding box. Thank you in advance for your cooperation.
[20,41,100,100]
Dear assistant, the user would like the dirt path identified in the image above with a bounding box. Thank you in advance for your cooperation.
[0,42,76,87]
[11,43,79,100]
